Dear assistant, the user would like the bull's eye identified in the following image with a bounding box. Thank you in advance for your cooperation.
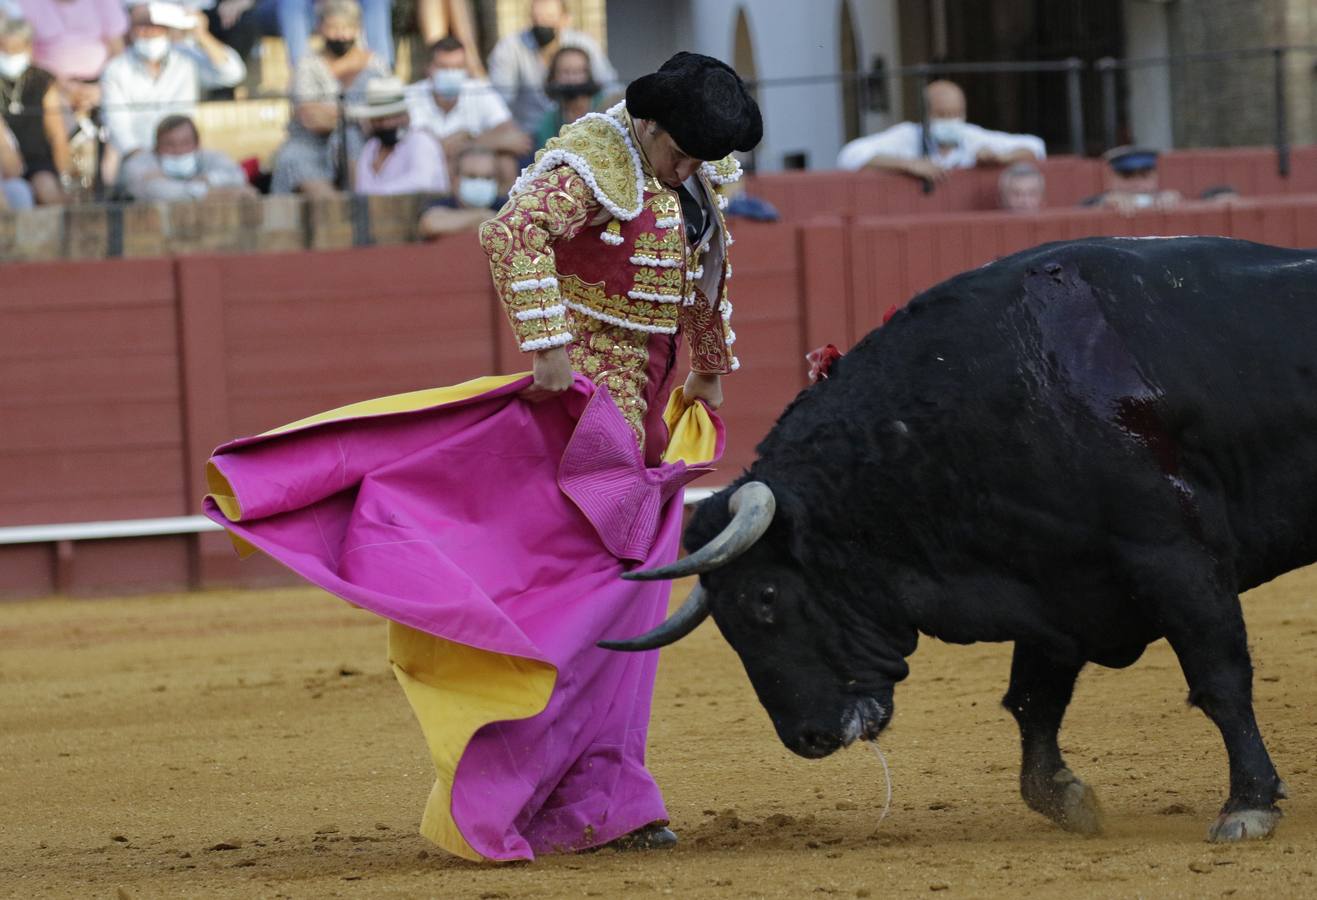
[752,584,777,625]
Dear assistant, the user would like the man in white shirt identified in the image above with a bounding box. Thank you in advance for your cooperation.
[837,80,1044,182]
[406,35,529,190]
[100,3,245,161]
[486,0,616,134]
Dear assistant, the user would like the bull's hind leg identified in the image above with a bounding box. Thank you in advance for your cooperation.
[1002,643,1102,835]
[1162,594,1287,842]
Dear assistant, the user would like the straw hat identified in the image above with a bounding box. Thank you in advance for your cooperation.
[346,77,409,119]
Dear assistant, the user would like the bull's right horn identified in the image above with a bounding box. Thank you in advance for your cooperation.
[622,481,776,581]
[597,585,711,651]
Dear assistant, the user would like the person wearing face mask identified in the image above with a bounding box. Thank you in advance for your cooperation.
[417,144,504,237]
[487,0,616,134]
[269,0,388,196]
[404,35,527,190]
[120,112,253,200]
[349,75,448,196]
[271,0,394,71]
[837,79,1044,183]
[533,45,602,152]
[0,18,70,204]
[99,3,245,172]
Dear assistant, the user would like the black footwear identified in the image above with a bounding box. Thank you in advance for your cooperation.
[604,823,678,851]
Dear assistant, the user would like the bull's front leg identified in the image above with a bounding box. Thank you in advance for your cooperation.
[1002,643,1102,835]
[1163,595,1287,842]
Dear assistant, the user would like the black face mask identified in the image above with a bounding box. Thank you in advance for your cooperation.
[374,127,401,147]
[324,38,354,58]
[530,25,557,48]
[546,81,599,102]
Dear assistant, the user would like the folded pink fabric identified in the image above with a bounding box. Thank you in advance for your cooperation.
[203,375,723,858]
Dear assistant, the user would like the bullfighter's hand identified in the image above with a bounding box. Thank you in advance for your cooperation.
[521,346,574,401]
[684,372,723,410]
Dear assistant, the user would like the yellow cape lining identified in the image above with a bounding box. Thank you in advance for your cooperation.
[207,377,719,861]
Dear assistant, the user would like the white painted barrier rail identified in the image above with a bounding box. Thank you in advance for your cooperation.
[0,488,723,546]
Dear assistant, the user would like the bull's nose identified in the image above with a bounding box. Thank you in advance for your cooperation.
[792,730,843,759]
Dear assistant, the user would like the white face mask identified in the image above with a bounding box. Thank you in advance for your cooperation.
[134,36,171,63]
[457,176,498,209]
[928,117,966,148]
[0,52,30,81]
[160,151,199,180]
[431,67,466,99]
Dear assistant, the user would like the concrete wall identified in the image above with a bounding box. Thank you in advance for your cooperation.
[1165,0,1283,148]
[1121,0,1174,149]
[605,0,901,172]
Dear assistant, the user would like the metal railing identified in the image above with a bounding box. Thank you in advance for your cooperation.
[3,44,1312,190]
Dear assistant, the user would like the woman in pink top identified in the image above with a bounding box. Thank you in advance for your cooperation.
[19,0,127,112]
[349,76,450,196]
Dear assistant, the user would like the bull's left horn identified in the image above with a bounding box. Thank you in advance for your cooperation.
[622,481,776,582]
[598,585,710,652]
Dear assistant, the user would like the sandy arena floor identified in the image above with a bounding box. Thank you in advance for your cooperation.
[1,568,1315,899]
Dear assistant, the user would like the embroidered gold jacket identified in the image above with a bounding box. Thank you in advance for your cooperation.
[478,103,741,374]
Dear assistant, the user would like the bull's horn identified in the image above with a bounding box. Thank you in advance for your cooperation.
[598,585,711,652]
[622,481,776,582]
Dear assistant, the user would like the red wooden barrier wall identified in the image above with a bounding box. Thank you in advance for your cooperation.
[2,192,1315,597]
[746,147,1317,222]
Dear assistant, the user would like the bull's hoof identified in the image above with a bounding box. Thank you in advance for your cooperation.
[1207,807,1280,843]
[1051,769,1103,836]
[1024,768,1103,836]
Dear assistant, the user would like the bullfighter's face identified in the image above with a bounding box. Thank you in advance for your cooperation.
[688,498,907,759]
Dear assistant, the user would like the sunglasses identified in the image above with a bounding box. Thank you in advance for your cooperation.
[1115,166,1156,178]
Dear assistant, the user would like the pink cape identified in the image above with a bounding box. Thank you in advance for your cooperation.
[202,374,723,860]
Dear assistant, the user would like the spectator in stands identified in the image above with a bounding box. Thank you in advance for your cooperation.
[120,112,254,201]
[173,1,282,99]
[998,161,1044,213]
[417,144,503,238]
[416,0,481,74]
[0,116,33,209]
[351,75,448,195]
[275,0,394,71]
[405,35,526,191]
[836,79,1044,182]
[533,45,601,151]
[487,0,616,134]
[17,0,126,114]
[0,18,69,203]
[270,0,387,196]
[1083,145,1181,215]
[100,3,245,167]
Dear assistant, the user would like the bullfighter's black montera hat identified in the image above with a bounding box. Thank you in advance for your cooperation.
[625,52,762,161]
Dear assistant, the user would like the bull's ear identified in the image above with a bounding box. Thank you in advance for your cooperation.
[772,486,811,565]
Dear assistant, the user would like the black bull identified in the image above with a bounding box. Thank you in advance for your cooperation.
[603,236,1317,843]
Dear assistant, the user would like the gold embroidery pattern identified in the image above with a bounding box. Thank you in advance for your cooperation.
[680,288,732,375]
[479,167,598,347]
[526,112,643,218]
[560,274,679,334]
[567,310,652,443]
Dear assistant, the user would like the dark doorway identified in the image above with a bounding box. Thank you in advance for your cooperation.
[897,0,1124,155]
